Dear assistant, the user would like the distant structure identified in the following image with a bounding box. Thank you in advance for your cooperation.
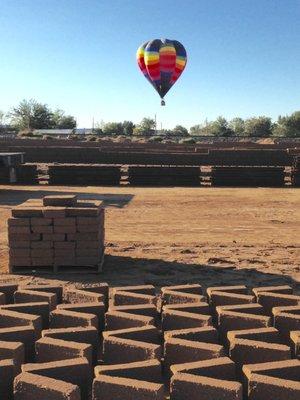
[33,129,74,138]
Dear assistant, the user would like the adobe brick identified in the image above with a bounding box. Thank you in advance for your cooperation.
[0,359,19,400]
[30,217,53,226]
[31,225,54,234]
[57,302,105,330]
[31,257,54,267]
[43,195,77,207]
[14,290,57,311]
[8,226,31,234]
[14,372,81,400]
[50,309,98,329]
[7,217,30,226]
[12,207,43,218]
[0,309,42,339]
[54,218,76,226]
[105,311,155,330]
[257,292,300,315]
[44,233,66,241]
[20,285,63,303]
[0,283,18,303]
[54,225,77,234]
[35,336,93,365]
[9,240,30,249]
[30,241,53,249]
[9,233,41,241]
[0,302,50,329]
[0,341,24,367]
[273,305,300,343]
[64,288,104,304]
[0,326,36,361]
[9,257,31,267]
[43,207,66,218]
[109,304,157,318]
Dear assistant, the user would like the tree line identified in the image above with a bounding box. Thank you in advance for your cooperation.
[1,99,300,137]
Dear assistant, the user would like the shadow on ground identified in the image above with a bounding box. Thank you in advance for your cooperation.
[0,188,134,208]
[11,254,299,293]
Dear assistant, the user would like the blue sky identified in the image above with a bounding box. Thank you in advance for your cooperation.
[0,0,299,128]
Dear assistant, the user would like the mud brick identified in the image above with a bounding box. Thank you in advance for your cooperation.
[0,293,5,304]
[210,291,255,308]
[257,292,300,315]
[105,311,155,330]
[162,303,212,331]
[0,309,42,339]
[1,302,50,329]
[14,372,81,400]
[35,337,93,365]
[31,241,53,249]
[0,359,19,400]
[94,359,162,383]
[252,285,293,298]
[228,327,291,376]
[22,357,92,398]
[9,248,31,257]
[76,224,101,233]
[75,240,102,249]
[170,372,242,400]
[54,225,77,234]
[161,285,205,305]
[21,285,63,303]
[50,309,98,329]
[69,232,101,241]
[216,304,271,342]
[112,291,156,307]
[9,233,41,241]
[31,258,54,267]
[76,248,102,257]
[10,257,31,267]
[55,249,76,258]
[31,225,54,234]
[67,208,100,217]
[0,284,18,303]
[42,326,99,365]
[12,207,43,218]
[207,285,248,298]
[74,284,109,308]
[43,207,66,218]
[44,233,66,241]
[0,341,25,367]
[31,249,54,258]
[8,225,31,234]
[76,256,100,265]
[7,217,30,226]
[162,284,202,296]
[273,306,300,343]
[64,289,104,304]
[14,290,57,311]
[30,217,53,226]
[43,195,77,207]
[57,302,105,330]
[9,240,30,248]
[93,374,164,400]
[164,327,225,371]
[54,218,76,226]
[54,241,76,249]
[290,331,300,358]
[0,326,36,361]
[113,285,155,296]
[76,217,101,225]
[103,326,162,364]
[243,359,300,400]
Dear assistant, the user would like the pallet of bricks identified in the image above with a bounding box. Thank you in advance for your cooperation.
[48,164,121,186]
[128,166,200,186]
[0,164,38,184]
[291,157,300,187]
[0,282,299,399]
[211,166,285,187]
[8,195,105,273]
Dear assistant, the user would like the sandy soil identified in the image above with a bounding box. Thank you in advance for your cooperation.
[0,185,299,291]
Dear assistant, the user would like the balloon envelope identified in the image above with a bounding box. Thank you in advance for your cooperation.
[136,38,187,102]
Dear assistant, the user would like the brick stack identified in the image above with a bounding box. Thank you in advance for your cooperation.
[291,156,300,187]
[8,195,105,273]
[0,165,38,185]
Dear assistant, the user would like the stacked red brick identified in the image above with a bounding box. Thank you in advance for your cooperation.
[8,195,105,273]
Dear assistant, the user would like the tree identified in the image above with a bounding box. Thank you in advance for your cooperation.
[172,125,189,137]
[205,117,233,137]
[274,111,300,137]
[9,99,53,130]
[122,121,135,136]
[102,122,124,135]
[229,118,245,136]
[133,117,156,135]
[244,116,272,137]
[189,124,204,136]
[51,109,76,129]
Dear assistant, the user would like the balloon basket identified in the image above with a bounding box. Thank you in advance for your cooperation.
[161,99,165,106]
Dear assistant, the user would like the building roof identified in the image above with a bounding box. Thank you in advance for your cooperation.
[33,129,73,135]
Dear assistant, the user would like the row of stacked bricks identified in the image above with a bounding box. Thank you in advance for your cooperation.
[8,195,105,273]
[291,156,300,187]
[0,282,299,399]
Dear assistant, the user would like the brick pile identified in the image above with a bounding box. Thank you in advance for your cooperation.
[291,156,300,187]
[0,282,299,399]
[0,164,38,185]
[48,165,121,186]
[8,195,105,273]
[210,166,285,187]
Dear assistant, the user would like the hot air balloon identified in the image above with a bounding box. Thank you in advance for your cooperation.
[136,38,187,106]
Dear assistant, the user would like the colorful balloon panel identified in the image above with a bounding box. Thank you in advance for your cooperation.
[136,38,187,103]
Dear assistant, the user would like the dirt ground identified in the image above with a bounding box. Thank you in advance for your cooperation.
[0,185,299,291]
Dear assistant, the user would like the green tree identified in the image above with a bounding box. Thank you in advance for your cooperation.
[9,99,52,130]
[102,122,124,135]
[51,109,76,129]
[206,117,233,137]
[274,111,300,137]
[172,125,189,137]
[244,116,272,137]
[189,124,204,136]
[122,120,135,135]
[133,117,156,135]
[229,117,245,136]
